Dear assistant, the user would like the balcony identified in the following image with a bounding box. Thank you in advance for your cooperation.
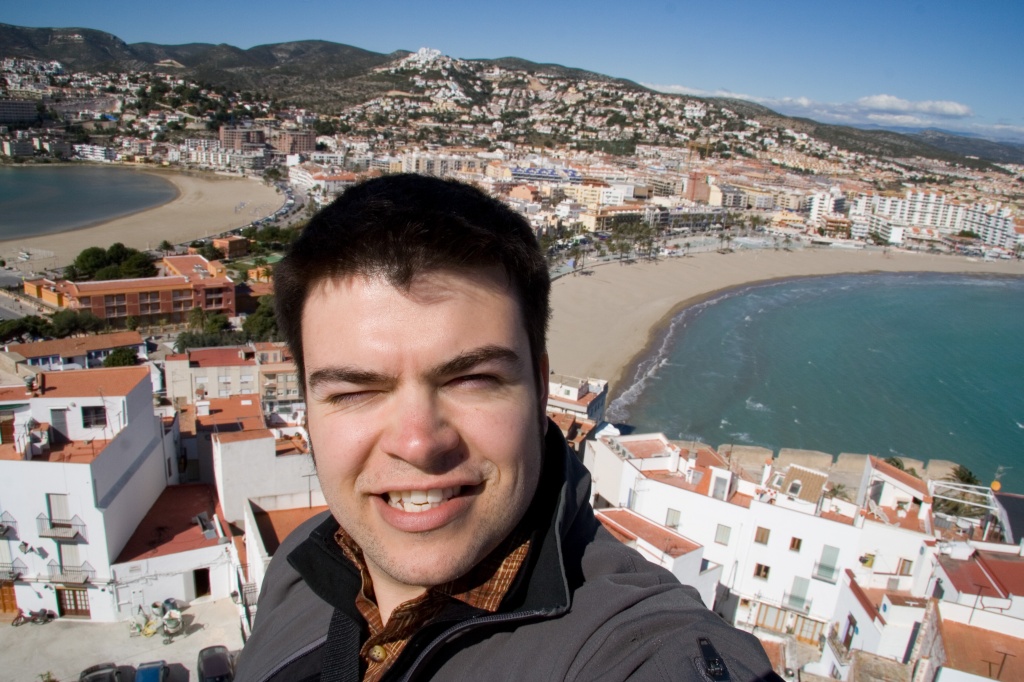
[783,591,812,613]
[827,631,852,665]
[0,511,17,538]
[47,561,95,584]
[0,560,25,580]
[813,562,839,584]
[37,514,88,541]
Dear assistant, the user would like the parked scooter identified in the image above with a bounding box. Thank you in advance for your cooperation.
[10,608,28,626]
[29,608,55,624]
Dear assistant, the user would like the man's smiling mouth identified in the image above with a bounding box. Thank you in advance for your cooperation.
[386,486,463,513]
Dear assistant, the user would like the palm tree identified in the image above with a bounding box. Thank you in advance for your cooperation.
[935,465,985,518]
[252,256,268,282]
[825,483,851,502]
[187,305,207,331]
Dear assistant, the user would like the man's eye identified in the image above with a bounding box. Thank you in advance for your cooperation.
[451,374,500,388]
[325,391,374,406]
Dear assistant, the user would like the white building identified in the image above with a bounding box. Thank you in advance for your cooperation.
[0,367,174,622]
[584,433,953,651]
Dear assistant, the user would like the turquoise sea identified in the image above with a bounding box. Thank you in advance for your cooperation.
[608,273,1024,493]
[0,166,178,240]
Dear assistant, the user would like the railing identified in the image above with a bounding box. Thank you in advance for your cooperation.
[827,631,852,665]
[37,515,88,541]
[813,561,839,584]
[782,591,812,613]
[0,513,17,538]
[0,561,21,580]
[48,561,95,584]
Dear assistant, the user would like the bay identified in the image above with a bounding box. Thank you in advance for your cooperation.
[0,166,178,240]
[608,273,1024,493]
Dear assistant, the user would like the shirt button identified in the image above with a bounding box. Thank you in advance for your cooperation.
[369,645,387,662]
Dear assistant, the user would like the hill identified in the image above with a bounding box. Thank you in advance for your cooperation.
[0,22,1010,168]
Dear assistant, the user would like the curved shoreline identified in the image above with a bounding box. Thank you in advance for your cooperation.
[0,166,283,268]
[547,247,1024,399]
[0,165,183,240]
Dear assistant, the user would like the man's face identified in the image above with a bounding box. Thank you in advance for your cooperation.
[302,268,547,600]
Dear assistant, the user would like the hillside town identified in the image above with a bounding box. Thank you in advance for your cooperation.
[1,48,1024,681]
[1,50,1023,259]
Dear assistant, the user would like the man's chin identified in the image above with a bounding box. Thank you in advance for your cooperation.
[368,551,478,592]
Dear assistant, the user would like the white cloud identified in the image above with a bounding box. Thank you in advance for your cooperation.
[855,94,972,118]
[642,83,1002,134]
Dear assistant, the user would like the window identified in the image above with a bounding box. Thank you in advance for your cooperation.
[715,524,731,545]
[898,558,913,576]
[665,508,681,528]
[754,526,771,545]
[82,406,106,428]
[754,563,770,579]
[815,545,840,583]
[787,480,802,496]
[790,537,802,552]
[712,476,728,500]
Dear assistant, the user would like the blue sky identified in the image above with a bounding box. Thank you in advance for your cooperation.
[6,0,1023,141]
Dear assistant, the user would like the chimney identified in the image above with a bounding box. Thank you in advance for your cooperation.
[37,372,45,394]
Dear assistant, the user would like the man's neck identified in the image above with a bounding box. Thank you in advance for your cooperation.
[366,565,428,625]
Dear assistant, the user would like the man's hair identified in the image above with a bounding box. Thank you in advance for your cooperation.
[274,173,551,388]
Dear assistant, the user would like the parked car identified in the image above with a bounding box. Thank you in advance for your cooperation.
[197,645,234,682]
[79,663,121,682]
[135,660,169,682]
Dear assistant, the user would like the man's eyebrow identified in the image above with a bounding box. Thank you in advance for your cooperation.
[428,345,522,380]
[306,345,522,391]
[306,366,393,391]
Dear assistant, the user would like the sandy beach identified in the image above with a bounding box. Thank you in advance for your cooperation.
[0,168,283,268]
[548,248,1024,395]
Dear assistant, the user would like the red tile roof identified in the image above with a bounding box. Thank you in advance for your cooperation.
[0,366,149,401]
[940,619,1024,680]
[166,347,255,367]
[6,331,143,359]
[115,484,227,563]
[254,506,329,556]
[596,508,700,558]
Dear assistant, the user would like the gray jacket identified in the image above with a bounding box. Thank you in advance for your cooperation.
[235,426,779,681]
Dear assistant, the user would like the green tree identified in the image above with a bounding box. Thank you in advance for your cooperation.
[187,306,208,331]
[243,296,278,341]
[92,264,123,280]
[49,310,103,338]
[103,347,139,367]
[119,252,157,279]
[204,313,231,334]
[158,240,174,253]
[72,247,110,280]
[0,315,52,343]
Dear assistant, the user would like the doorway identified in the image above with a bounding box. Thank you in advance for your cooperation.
[193,568,211,598]
[57,587,90,617]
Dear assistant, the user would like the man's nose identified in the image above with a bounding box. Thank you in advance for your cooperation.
[380,389,460,470]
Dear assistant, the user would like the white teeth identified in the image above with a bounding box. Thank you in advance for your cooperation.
[387,486,462,512]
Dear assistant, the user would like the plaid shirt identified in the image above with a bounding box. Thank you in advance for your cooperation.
[335,528,531,682]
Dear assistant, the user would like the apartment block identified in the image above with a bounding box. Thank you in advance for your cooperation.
[23,255,237,326]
